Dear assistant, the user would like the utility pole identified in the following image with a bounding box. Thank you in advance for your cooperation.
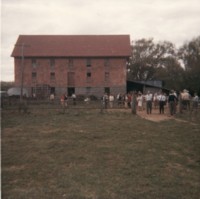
[20,43,24,102]
[15,43,30,102]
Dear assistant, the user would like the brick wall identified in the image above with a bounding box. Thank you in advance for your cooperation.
[14,57,127,97]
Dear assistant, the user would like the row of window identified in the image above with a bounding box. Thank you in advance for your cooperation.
[32,58,110,69]
[32,72,110,81]
[32,72,55,80]
[86,72,110,81]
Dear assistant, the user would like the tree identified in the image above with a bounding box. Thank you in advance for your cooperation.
[179,36,200,71]
[127,38,180,83]
[154,58,184,90]
[178,36,200,94]
[127,38,156,81]
[0,81,14,91]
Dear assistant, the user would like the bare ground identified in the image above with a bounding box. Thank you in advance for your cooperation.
[108,107,199,124]
[136,109,173,122]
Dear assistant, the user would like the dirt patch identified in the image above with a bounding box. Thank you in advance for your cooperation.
[136,110,172,122]
[108,108,172,122]
[135,109,199,124]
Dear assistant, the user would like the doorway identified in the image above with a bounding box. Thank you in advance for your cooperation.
[67,87,75,96]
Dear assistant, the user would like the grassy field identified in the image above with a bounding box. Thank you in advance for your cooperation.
[1,108,200,199]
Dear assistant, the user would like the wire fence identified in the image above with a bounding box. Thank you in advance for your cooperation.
[1,97,131,111]
[1,96,199,115]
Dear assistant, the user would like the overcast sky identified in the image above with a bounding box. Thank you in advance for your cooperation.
[1,0,200,81]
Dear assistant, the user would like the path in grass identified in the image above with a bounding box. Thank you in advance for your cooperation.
[108,108,199,124]
[136,109,171,122]
[108,108,171,122]
[137,109,199,125]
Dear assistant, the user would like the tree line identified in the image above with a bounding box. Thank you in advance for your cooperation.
[127,36,200,95]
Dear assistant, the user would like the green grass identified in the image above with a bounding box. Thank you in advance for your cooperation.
[1,109,200,199]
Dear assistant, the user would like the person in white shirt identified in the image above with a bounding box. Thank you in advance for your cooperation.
[158,92,166,114]
[145,91,153,114]
[109,94,115,108]
[72,93,76,105]
[137,92,143,111]
[192,92,199,113]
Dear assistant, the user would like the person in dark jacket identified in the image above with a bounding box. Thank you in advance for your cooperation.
[168,90,178,116]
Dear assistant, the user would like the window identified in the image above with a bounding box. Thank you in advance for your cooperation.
[87,72,91,77]
[86,58,91,67]
[104,87,110,94]
[32,72,37,78]
[50,72,55,80]
[104,58,110,67]
[32,59,37,68]
[68,87,75,96]
[50,87,55,94]
[31,87,37,97]
[105,72,109,81]
[86,72,91,82]
[50,59,55,70]
[68,58,73,68]
[32,72,37,82]
[67,72,75,86]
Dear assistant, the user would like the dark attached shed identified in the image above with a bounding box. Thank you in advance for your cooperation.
[127,80,170,94]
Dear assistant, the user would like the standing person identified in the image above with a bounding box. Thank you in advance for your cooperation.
[137,92,143,111]
[50,93,55,103]
[84,96,90,104]
[109,93,114,108]
[145,91,153,114]
[102,93,109,109]
[158,92,166,114]
[173,90,178,114]
[60,93,68,113]
[60,94,65,107]
[127,92,132,108]
[72,93,76,105]
[181,89,190,111]
[64,93,68,107]
[168,90,178,116]
[32,93,37,100]
[124,94,128,108]
[117,93,122,107]
[100,93,108,113]
[192,92,199,114]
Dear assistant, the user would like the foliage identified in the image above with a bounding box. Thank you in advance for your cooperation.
[127,39,179,81]
[179,36,200,71]
[178,36,200,94]
[128,36,200,94]
[154,57,184,90]
[0,81,14,91]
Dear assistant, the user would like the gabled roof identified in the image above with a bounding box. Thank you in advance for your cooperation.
[11,35,131,57]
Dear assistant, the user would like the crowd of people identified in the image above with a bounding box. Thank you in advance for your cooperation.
[56,89,199,116]
[101,89,199,116]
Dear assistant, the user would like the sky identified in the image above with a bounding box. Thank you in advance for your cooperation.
[1,0,200,81]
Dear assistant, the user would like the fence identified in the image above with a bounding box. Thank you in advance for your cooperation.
[1,96,131,111]
[1,95,199,115]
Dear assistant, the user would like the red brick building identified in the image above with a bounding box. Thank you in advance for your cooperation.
[11,35,131,98]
